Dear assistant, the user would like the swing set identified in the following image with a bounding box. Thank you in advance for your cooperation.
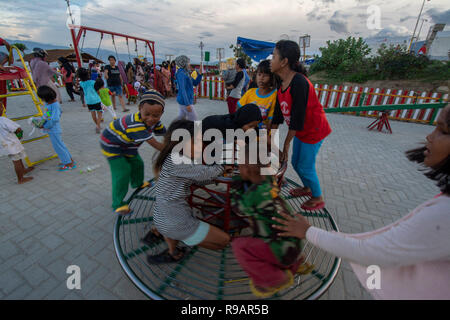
[68,25,158,85]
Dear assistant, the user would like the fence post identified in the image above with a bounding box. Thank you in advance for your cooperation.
[209,78,213,100]
[356,92,366,116]
[429,99,443,125]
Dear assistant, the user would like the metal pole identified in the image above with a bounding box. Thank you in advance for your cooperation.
[408,0,427,52]
[199,41,204,72]
[416,19,427,42]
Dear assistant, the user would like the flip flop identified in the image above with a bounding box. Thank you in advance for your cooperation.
[146,247,187,264]
[301,201,325,211]
[296,262,315,275]
[58,164,77,172]
[115,205,133,216]
[139,181,151,189]
[249,270,294,298]
[289,188,312,197]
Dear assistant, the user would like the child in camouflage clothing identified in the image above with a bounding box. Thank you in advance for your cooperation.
[231,155,313,298]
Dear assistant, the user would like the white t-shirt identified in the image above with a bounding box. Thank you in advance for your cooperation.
[0,117,24,156]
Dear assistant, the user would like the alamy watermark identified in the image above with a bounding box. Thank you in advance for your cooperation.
[366,265,381,290]
[66,265,81,290]
[366,5,382,31]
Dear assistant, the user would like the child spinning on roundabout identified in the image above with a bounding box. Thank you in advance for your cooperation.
[147,120,231,264]
[230,147,313,298]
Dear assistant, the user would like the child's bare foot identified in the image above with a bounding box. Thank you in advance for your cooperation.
[24,166,35,174]
[18,176,33,184]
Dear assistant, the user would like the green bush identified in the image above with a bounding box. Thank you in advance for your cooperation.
[309,38,447,82]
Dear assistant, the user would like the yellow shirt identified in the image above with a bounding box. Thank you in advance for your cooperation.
[238,88,277,127]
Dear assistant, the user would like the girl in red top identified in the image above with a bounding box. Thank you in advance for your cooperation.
[271,40,331,211]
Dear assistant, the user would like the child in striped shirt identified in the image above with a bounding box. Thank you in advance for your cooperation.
[146,120,231,264]
[100,90,165,216]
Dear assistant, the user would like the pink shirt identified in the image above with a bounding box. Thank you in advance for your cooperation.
[306,195,450,299]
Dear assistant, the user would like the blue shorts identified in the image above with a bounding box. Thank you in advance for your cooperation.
[109,85,123,96]
[182,221,210,246]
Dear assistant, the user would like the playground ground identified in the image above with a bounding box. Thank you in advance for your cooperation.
[0,90,439,300]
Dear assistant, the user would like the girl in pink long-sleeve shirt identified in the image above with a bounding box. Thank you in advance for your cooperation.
[273,104,450,300]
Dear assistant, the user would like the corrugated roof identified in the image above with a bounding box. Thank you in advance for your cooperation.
[20,49,104,64]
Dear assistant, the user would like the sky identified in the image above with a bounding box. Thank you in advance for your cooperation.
[0,0,449,63]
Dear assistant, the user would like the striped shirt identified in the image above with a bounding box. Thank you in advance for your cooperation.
[153,153,224,240]
[100,112,154,159]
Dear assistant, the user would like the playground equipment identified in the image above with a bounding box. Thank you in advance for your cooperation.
[68,25,158,85]
[198,77,448,129]
[0,46,57,166]
[114,161,341,300]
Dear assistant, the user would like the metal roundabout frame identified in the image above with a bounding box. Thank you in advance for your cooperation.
[114,171,341,301]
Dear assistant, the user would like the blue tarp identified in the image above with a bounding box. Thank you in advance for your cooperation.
[236,37,276,62]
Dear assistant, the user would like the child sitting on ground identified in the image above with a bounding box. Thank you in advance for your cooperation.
[94,78,117,121]
[0,103,34,183]
[78,67,103,133]
[100,90,165,216]
[146,119,231,264]
[230,147,313,298]
[36,85,75,171]
[238,60,277,130]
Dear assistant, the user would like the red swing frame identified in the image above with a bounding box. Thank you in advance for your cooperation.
[68,25,158,85]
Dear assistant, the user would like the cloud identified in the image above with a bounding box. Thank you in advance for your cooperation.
[426,8,450,24]
[17,34,32,39]
[328,11,351,34]
[399,16,416,23]
[199,31,214,38]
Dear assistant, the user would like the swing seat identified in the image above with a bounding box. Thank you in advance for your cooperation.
[0,66,28,81]
[114,173,341,300]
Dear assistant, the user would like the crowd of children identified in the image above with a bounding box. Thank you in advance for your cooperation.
[1,39,335,298]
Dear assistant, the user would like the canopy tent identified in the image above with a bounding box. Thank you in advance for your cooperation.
[21,49,104,64]
[236,37,276,62]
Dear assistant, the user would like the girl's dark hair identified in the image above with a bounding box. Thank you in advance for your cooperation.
[275,40,307,76]
[37,85,57,103]
[108,55,116,61]
[256,60,276,88]
[94,78,104,91]
[236,58,246,69]
[77,68,90,81]
[405,105,450,194]
[153,120,196,177]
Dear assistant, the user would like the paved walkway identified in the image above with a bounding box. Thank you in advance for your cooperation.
[0,90,438,300]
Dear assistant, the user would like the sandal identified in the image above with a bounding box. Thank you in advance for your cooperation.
[296,262,315,275]
[139,181,151,189]
[147,247,186,264]
[249,270,294,298]
[115,205,133,216]
[301,200,325,211]
[58,164,76,171]
[141,228,164,246]
[289,188,312,197]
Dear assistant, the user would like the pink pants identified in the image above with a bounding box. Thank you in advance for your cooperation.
[232,237,303,288]
[227,97,239,114]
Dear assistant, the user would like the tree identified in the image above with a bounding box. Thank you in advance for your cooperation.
[229,44,252,67]
[310,36,371,75]
[11,43,28,52]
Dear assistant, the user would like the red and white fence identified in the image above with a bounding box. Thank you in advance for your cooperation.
[198,76,448,125]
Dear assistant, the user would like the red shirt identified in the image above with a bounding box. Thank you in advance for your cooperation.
[0,38,5,46]
[273,73,331,144]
